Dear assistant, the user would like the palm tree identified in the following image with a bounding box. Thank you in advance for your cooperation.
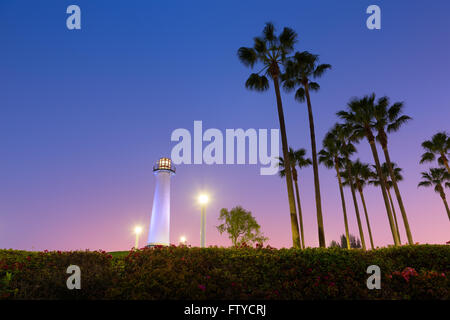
[330,123,367,250]
[369,162,404,243]
[238,23,301,248]
[418,167,450,220]
[342,160,375,249]
[319,128,353,249]
[278,148,312,249]
[373,96,413,244]
[282,51,331,248]
[420,132,450,173]
[337,94,400,246]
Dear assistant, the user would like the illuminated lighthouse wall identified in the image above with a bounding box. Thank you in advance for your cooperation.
[147,158,175,246]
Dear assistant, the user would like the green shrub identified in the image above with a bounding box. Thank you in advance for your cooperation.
[0,245,448,300]
[0,249,115,299]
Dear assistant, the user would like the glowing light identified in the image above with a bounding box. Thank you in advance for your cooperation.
[134,226,143,235]
[198,194,209,205]
[180,236,187,244]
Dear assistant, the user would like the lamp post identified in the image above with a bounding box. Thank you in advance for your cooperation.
[134,226,143,249]
[198,194,209,248]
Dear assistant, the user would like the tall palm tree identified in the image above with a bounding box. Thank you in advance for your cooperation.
[330,123,367,250]
[278,148,312,249]
[374,96,413,244]
[282,51,331,248]
[369,162,404,243]
[337,94,400,246]
[238,23,301,248]
[342,160,375,249]
[319,128,354,249]
[420,132,450,173]
[418,167,450,220]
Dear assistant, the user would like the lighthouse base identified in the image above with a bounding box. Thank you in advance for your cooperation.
[146,242,170,248]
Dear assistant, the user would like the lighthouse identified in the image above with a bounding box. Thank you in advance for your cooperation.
[147,157,175,247]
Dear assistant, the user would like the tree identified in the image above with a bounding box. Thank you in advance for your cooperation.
[337,94,400,246]
[217,206,268,246]
[373,96,413,244]
[238,23,301,248]
[420,132,450,173]
[341,160,375,249]
[329,234,361,249]
[331,123,367,250]
[342,234,362,249]
[278,147,312,249]
[282,51,331,248]
[319,127,354,249]
[369,162,404,242]
[418,168,450,221]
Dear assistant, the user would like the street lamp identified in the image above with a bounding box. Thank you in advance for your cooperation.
[198,194,209,248]
[134,226,143,249]
[180,236,187,245]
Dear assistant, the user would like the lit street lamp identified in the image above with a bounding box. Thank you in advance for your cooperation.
[134,226,143,249]
[180,236,187,245]
[198,194,209,248]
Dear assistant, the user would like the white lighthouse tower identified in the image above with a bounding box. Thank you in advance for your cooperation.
[147,157,175,247]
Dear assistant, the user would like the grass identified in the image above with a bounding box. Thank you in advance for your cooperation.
[108,251,130,258]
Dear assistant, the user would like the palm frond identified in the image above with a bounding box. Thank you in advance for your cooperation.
[237,47,257,67]
[279,27,297,53]
[294,87,306,102]
[253,37,267,55]
[263,22,276,42]
[245,73,269,91]
[313,63,331,78]
[420,152,435,163]
[308,82,320,91]
[387,114,412,132]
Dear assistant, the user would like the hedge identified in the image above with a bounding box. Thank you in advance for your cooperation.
[0,245,449,300]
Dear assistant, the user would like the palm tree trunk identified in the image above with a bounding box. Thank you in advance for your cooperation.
[345,160,366,250]
[358,186,374,249]
[273,76,301,248]
[367,137,400,245]
[304,84,325,247]
[440,192,450,220]
[386,187,401,244]
[383,146,413,244]
[294,178,305,249]
[335,162,350,249]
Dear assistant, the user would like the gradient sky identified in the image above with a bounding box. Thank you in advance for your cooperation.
[1,0,449,251]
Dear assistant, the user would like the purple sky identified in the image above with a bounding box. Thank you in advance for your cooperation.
[1,0,449,251]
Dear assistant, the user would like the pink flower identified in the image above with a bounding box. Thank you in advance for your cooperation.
[198,284,206,291]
